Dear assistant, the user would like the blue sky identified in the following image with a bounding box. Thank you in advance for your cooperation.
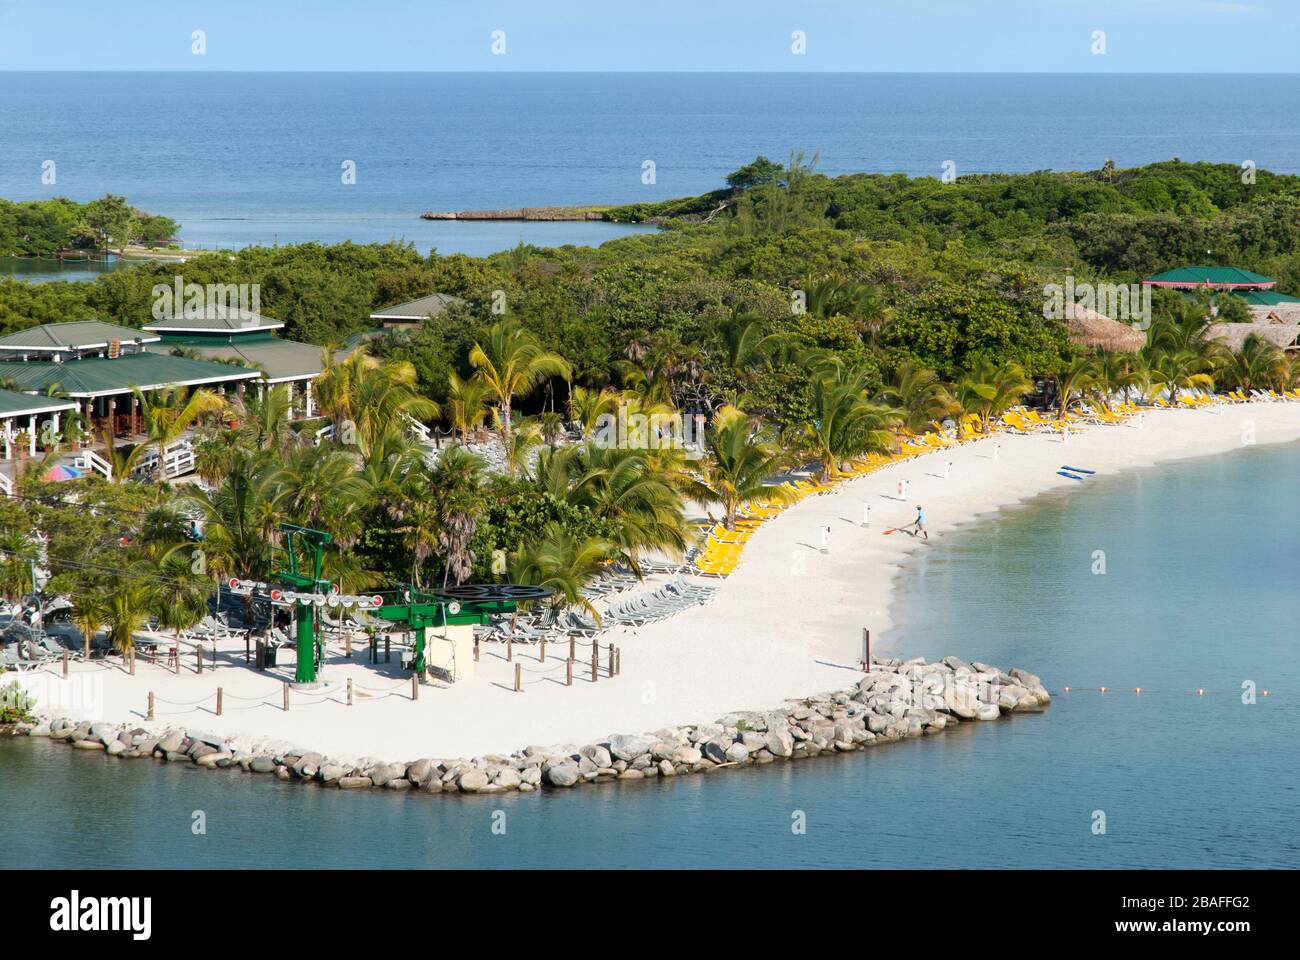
[0,0,1294,72]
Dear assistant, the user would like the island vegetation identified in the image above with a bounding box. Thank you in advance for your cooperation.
[2,158,1300,650]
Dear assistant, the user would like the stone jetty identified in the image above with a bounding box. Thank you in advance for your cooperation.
[420,205,613,222]
[12,657,1050,795]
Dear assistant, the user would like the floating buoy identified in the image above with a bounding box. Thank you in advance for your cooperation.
[1134,687,1142,694]
[1196,688,1205,696]
[1099,686,1107,693]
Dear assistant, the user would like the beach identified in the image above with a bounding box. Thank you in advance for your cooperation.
[16,401,1300,763]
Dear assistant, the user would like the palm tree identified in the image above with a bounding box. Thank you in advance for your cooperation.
[1090,352,1149,411]
[231,384,298,451]
[1147,348,1215,404]
[691,405,793,529]
[468,320,571,444]
[0,530,35,601]
[70,589,105,661]
[428,446,486,588]
[510,522,613,619]
[1055,356,1098,419]
[149,553,212,653]
[567,385,619,438]
[101,571,154,655]
[799,364,899,481]
[316,347,438,456]
[271,445,369,548]
[178,451,279,587]
[446,371,490,443]
[1217,335,1288,393]
[956,360,1034,433]
[127,386,226,482]
[876,362,958,432]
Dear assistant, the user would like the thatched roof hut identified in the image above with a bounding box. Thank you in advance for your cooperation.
[1204,322,1300,352]
[1063,303,1147,353]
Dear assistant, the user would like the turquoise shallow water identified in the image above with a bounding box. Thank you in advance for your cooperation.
[3,443,1297,868]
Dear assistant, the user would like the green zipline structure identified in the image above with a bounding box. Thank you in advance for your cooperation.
[275,522,332,684]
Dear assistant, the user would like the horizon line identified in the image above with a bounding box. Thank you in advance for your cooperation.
[3,69,1300,76]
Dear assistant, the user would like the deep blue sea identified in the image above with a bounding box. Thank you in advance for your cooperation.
[3,71,1300,275]
[5,443,1297,868]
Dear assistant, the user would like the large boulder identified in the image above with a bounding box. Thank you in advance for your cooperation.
[458,770,490,793]
[580,744,613,768]
[544,763,581,787]
[607,734,652,762]
[249,756,277,774]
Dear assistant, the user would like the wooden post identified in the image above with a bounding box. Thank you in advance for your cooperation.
[245,631,251,664]
[147,691,154,721]
[566,658,573,686]
[347,677,353,706]
[216,687,223,716]
[411,674,419,701]
[174,648,180,675]
[282,682,289,712]
[591,644,598,683]
[62,650,69,677]
[540,637,545,663]
[507,637,513,662]
[514,662,522,693]
[345,633,352,658]
[129,647,136,676]
[196,644,203,675]
[384,637,391,663]
[569,636,576,661]
[473,640,480,663]
[614,647,621,676]
[607,643,614,678]
[862,627,871,671]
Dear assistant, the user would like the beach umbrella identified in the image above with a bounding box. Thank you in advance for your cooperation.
[42,464,84,482]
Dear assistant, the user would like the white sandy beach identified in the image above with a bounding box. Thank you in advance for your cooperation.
[19,402,1300,762]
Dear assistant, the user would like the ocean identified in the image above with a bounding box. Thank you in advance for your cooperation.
[3,71,1300,273]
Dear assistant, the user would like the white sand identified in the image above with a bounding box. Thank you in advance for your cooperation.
[21,402,1300,762]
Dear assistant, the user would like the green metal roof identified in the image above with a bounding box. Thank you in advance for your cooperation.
[142,309,283,335]
[146,338,324,383]
[0,388,76,419]
[1231,289,1300,306]
[0,321,160,353]
[0,353,260,398]
[1144,266,1275,288]
[370,293,464,321]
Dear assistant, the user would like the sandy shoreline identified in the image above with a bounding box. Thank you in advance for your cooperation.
[16,401,1300,762]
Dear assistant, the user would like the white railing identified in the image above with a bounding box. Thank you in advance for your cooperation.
[131,439,194,480]
[0,472,12,497]
[314,423,335,446]
[403,413,433,444]
[75,450,114,481]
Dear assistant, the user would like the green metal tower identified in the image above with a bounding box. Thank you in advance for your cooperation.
[275,523,332,684]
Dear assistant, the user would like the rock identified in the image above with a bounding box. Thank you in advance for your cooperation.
[618,769,645,780]
[319,763,347,784]
[607,734,653,762]
[458,770,490,793]
[105,740,128,756]
[158,731,185,753]
[765,730,794,757]
[658,759,675,777]
[701,741,728,764]
[975,701,1001,721]
[250,756,277,774]
[195,751,229,767]
[1009,668,1042,688]
[191,744,220,761]
[942,682,980,719]
[368,762,404,787]
[671,745,702,765]
[544,763,581,787]
[579,744,613,768]
[724,742,749,763]
[338,776,373,789]
[407,759,434,784]
[492,767,522,789]
[293,752,322,779]
[89,722,117,743]
[72,739,105,750]
[274,765,291,781]
[386,777,411,790]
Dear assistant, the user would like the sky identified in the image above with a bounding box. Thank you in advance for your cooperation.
[0,0,1295,72]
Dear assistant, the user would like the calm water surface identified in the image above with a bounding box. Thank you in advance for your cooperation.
[3,72,1299,265]
[3,443,1297,868]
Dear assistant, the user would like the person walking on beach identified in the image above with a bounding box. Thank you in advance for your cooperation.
[912,505,928,541]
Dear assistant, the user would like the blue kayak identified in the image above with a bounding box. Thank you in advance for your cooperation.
[1061,465,1095,474]
[1056,470,1085,481]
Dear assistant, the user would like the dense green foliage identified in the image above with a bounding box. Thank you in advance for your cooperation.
[1,194,177,257]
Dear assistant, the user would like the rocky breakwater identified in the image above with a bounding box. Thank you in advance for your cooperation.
[421,206,613,222]
[15,657,1050,795]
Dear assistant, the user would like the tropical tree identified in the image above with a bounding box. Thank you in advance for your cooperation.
[127,386,226,482]
[0,529,35,601]
[316,347,438,457]
[149,553,212,651]
[100,570,154,655]
[876,362,958,432]
[568,385,619,438]
[1054,355,1098,419]
[1216,334,1288,393]
[956,360,1034,433]
[799,363,899,480]
[69,589,106,660]
[468,320,571,444]
[445,371,490,443]
[1147,348,1215,403]
[691,405,793,529]
[510,522,613,619]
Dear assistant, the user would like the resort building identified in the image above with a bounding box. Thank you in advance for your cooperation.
[141,308,325,417]
[0,320,261,474]
[1143,265,1300,350]
[368,292,465,329]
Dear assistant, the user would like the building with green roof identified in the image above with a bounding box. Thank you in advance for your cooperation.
[0,321,161,358]
[1142,266,1276,289]
[0,388,77,465]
